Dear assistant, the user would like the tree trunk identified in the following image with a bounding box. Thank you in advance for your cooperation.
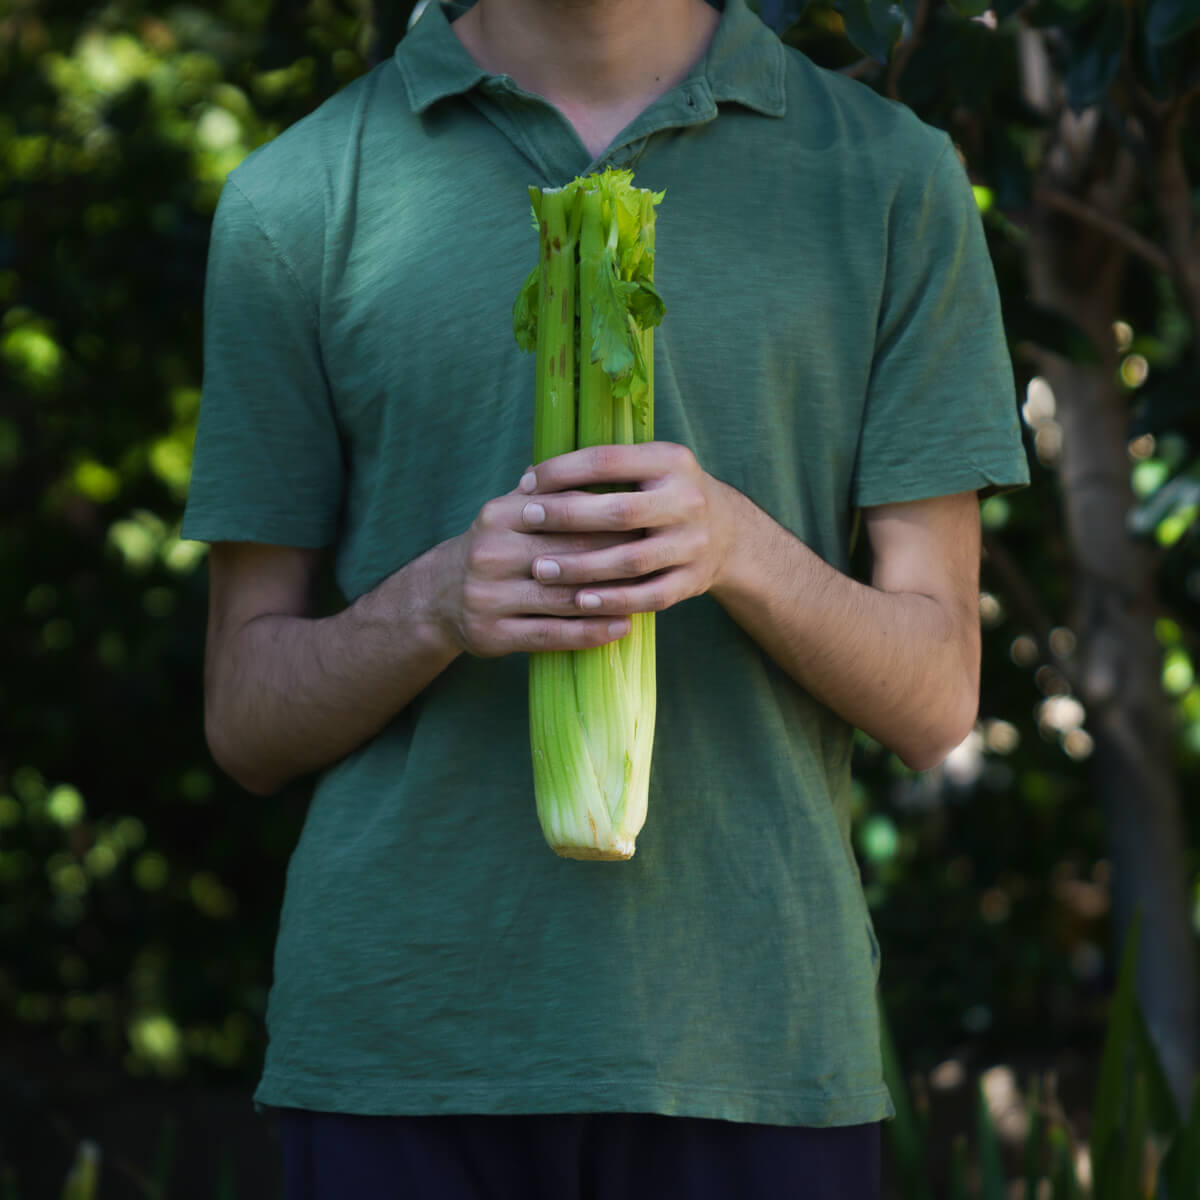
[1027,123,1198,1111]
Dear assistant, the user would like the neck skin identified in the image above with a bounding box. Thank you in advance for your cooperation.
[451,0,721,157]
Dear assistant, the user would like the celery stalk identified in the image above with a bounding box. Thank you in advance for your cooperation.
[525,188,596,848]
[513,170,665,860]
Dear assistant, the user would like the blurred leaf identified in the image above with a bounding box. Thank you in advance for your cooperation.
[836,0,905,61]
[58,1142,99,1200]
[948,0,992,15]
[879,1002,934,1200]
[977,1079,1007,1200]
[1127,466,1200,538]
[1050,1124,1082,1199]
[1065,3,1129,111]
[1028,0,1103,30]
[1091,911,1142,1199]
[1160,1076,1200,1200]
[152,1116,177,1198]
[1140,21,1200,95]
[1024,1075,1045,1197]
[215,1149,237,1200]
[949,1134,971,1200]
[1145,0,1200,46]
[1118,1073,1150,1200]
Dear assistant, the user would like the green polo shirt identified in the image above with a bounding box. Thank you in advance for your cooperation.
[184,0,1028,1126]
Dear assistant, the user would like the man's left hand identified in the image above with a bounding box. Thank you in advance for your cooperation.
[517,442,740,615]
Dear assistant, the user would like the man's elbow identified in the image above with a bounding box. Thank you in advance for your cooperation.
[895,687,979,774]
[204,706,286,797]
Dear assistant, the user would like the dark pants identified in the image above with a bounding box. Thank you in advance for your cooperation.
[278,1109,881,1200]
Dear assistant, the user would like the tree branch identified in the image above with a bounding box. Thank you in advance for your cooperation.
[886,0,929,102]
[838,56,876,80]
[1034,185,1172,276]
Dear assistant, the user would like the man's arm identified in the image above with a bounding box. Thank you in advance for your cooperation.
[207,443,980,794]
[710,485,981,771]
[519,443,981,771]
[202,487,636,796]
[203,541,457,796]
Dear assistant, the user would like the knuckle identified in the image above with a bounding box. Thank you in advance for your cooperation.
[461,578,492,616]
[586,622,614,646]
[527,623,555,652]
[610,496,638,527]
[464,541,496,577]
[476,498,505,531]
[592,443,623,475]
[535,584,572,610]
[667,442,695,471]
[682,485,707,519]
[460,618,490,655]
[682,526,709,562]
[622,546,653,576]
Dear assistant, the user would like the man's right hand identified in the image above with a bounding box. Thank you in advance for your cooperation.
[429,480,635,658]
[202,475,638,794]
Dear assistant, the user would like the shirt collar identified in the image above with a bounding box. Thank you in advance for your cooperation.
[394,0,786,120]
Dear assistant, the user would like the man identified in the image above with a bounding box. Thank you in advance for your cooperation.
[183,0,1029,1195]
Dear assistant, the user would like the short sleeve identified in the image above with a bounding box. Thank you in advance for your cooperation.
[181,178,345,547]
[852,138,1030,508]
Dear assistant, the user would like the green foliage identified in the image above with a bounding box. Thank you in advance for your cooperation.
[0,0,381,1096]
[58,1142,99,1200]
[1,0,1198,1191]
[884,915,1200,1197]
[769,0,1200,1077]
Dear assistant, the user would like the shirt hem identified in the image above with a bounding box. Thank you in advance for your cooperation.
[853,462,1030,509]
[180,510,337,548]
[252,1070,897,1129]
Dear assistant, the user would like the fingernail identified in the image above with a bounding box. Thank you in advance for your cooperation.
[535,559,560,581]
[579,593,601,610]
[523,502,545,525]
[519,471,537,493]
[609,620,629,637]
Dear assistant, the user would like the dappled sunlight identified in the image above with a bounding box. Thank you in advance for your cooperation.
[2,0,1198,1194]
[1021,376,1062,469]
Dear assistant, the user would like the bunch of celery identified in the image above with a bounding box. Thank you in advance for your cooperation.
[513,169,665,860]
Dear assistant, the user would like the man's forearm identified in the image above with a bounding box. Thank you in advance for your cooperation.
[708,485,979,771]
[204,486,642,796]
[514,444,981,770]
[206,546,461,796]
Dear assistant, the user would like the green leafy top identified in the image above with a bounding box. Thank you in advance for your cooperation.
[513,169,665,397]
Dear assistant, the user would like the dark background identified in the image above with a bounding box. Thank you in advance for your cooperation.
[2,0,1198,1194]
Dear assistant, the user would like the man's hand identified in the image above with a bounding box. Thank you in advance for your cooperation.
[510,440,982,770]
[514,442,739,617]
[432,478,640,657]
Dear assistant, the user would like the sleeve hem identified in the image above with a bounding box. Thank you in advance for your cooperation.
[180,509,337,548]
[853,463,1030,510]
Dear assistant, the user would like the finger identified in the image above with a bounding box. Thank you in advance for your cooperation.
[465,526,636,586]
[495,615,631,652]
[570,568,694,616]
[488,580,588,616]
[479,495,644,544]
[523,442,694,494]
[532,532,685,585]
[520,489,673,534]
[532,530,638,557]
